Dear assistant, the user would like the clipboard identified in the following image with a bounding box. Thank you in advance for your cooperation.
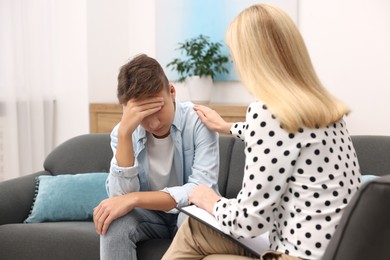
[178,205,270,258]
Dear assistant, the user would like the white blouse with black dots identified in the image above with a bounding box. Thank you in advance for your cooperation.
[212,101,361,259]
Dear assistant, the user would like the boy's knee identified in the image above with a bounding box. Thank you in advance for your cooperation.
[103,215,138,241]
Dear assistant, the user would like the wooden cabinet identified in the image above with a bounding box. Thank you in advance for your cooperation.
[206,104,247,123]
[89,103,247,133]
[90,104,123,133]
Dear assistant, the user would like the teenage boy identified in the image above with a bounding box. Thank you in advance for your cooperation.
[93,54,220,260]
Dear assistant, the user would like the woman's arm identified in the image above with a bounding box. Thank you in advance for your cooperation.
[193,105,232,135]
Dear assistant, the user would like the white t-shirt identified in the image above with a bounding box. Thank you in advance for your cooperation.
[146,132,179,191]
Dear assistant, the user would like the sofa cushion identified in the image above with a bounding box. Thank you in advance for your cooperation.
[0,222,99,260]
[25,173,108,223]
[137,239,172,259]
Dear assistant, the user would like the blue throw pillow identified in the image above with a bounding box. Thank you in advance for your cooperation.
[361,175,379,183]
[25,172,109,223]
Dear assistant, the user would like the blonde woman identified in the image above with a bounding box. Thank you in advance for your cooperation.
[162,4,361,260]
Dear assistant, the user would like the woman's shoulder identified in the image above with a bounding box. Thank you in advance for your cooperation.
[246,100,274,120]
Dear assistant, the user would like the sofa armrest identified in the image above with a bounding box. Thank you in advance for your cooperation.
[0,171,51,224]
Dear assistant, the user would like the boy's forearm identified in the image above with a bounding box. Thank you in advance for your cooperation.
[127,191,177,211]
[115,127,135,167]
[106,168,140,197]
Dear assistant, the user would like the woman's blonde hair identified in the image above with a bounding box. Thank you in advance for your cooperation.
[226,4,350,132]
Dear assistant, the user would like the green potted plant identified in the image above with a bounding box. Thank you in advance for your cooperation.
[167,34,230,103]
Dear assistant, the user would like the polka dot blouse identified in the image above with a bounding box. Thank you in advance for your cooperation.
[213,101,361,259]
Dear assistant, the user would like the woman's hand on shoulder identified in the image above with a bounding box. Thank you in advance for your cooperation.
[194,104,232,135]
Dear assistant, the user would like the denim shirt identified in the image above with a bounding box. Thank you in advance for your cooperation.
[106,101,220,213]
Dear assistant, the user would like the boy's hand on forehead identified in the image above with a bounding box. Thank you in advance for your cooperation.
[127,96,164,110]
[119,97,164,135]
[125,97,164,120]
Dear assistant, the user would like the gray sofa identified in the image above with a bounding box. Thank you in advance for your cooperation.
[0,134,389,260]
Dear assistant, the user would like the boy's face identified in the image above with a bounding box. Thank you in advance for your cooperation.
[140,84,176,138]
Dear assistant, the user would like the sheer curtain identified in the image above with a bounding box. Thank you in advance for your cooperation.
[0,0,56,180]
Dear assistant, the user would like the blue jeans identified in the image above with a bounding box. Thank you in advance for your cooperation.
[100,208,178,260]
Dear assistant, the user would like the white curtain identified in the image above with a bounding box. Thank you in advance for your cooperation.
[0,0,56,180]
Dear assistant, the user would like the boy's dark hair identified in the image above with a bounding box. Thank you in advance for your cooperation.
[117,54,169,104]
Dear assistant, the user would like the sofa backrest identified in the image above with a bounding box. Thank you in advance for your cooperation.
[43,134,390,198]
[351,135,390,176]
[44,133,112,175]
[217,135,245,198]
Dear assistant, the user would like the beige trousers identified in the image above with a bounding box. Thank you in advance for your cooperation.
[162,217,302,260]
